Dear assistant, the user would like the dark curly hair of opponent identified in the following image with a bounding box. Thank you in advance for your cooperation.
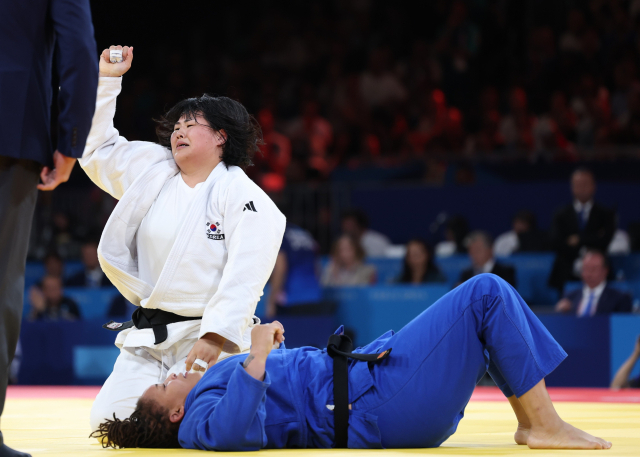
[155,94,263,168]
[90,397,181,448]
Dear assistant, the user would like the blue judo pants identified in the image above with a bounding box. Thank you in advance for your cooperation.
[352,273,567,448]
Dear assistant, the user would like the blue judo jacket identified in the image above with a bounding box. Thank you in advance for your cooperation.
[179,328,394,451]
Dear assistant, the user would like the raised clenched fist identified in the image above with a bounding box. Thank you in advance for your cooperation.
[99,45,133,78]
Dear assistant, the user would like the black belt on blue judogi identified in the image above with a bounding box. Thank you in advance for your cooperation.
[102,308,201,344]
[326,333,392,448]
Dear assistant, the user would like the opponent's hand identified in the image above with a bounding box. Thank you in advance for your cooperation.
[37,150,76,191]
[99,45,134,78]
[250,321,285,360]
[186,332,225,372]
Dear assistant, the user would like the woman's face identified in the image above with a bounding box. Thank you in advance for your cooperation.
[337,237,357,266]
[142,371,202,420]
[170,113,225,171]
[406,242,428,270]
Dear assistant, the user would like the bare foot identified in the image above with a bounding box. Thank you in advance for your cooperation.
[527,420,612,450]
[514,423,530,445]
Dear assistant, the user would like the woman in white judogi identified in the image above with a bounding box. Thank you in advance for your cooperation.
[84,46,285,430]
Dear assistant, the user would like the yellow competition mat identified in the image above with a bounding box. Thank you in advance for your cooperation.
[2,387,639,456]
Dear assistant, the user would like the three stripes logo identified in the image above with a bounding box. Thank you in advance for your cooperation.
[243,201,258,212]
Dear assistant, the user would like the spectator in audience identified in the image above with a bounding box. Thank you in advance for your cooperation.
[610,335,640,389]
[27,275,81,321]
[43,251,64,279]
[64,239,112,288]
[251,109,291,193]
[359,47,407,108]
[321,235,376,286]
[435,215,469,257]
[341,209,391,257]
[493,210,551,257]
[398,239,446,284]
[555,249,631,316]
[548,168,616,293]
[265,224,322,319]
[459,231,516,287]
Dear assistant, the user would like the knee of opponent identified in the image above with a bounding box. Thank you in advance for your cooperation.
[462,273,511,296]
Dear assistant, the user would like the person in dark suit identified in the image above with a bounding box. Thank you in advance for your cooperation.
[64,239,113,288]
[459,231,517,288]
[555,249,632,316]
[0,2,97,455]
[548,168,616,293]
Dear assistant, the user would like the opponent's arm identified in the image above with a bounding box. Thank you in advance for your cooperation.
[78,45,173,200]
[179,323,284,451]
[243,321,285,381]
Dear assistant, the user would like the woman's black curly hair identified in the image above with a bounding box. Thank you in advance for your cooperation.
[155,94,263,168]
[90,397,181,449]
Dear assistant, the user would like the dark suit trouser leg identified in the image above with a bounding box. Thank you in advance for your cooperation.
[0,157,39,444]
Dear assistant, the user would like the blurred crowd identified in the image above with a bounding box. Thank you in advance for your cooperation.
[93,0,640,190]
[27,166,639,322]
[27,0,640,321]
[265,167,637,318]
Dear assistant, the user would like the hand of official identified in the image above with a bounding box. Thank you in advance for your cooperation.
[37,150,76,191]
[243,321,285,381]
[99,45,134,78]
[186,332,225,372]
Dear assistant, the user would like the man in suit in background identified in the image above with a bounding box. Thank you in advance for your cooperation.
[548,168,616,293]
[0,1,98,455]
[64,239,113,288]
[459,231,517,288]
[555,249,632,316]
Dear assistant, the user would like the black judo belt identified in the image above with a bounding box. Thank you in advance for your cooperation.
[102,308,201,344]
[326,333,392,448]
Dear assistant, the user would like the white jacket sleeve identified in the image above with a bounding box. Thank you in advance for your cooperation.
[200,175,286,353]
[79,77,173,200]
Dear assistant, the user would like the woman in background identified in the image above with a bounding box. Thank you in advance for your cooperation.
[398,239,446,284]
[321,235,376,286]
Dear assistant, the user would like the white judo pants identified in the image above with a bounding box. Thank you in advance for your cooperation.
[89,337,244,432]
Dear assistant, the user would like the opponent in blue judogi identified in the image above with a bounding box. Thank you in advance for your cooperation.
[93,274,611,450]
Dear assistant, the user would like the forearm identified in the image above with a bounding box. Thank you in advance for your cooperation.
[610,353,640,389]
[243,353,267,381]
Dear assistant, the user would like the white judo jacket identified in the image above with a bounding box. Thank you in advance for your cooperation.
[80,77,286,354]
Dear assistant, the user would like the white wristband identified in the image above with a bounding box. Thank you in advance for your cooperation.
[109,50,123,63]
[193,358,208,370]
